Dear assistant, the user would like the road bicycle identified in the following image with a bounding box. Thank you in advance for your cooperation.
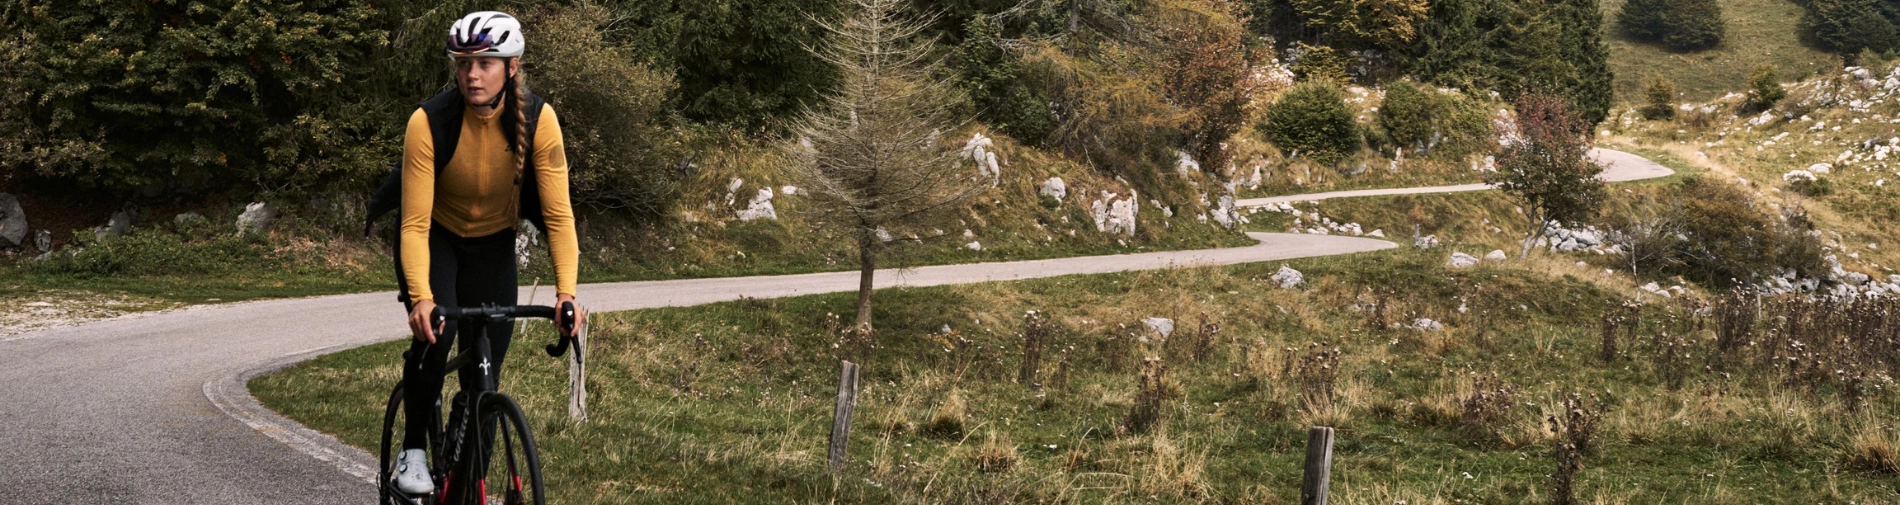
[377,303,580,505]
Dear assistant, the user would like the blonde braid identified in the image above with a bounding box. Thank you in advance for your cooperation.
[509,62,530,223]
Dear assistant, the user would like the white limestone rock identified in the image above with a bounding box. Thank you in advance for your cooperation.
[1412,318,1444,332]
[238,202,275,237]
[1271,265,1305,289]
[1142,317,1176,339]
[1448,252,1479,268]
[1040,177,1068,202]
[1090,190,1139,237]
[1484,250,1507,261]
[736,188,777,221]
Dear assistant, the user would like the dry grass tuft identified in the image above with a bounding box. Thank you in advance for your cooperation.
[923,389,968,439]
[1844,415,1900,474]
[972,431,1019,473]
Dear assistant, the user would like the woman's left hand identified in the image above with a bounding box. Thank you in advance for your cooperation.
[555,293,586,337]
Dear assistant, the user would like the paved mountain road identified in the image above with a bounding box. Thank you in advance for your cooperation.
[1235,148,1673,207]
[0,148,1668,504]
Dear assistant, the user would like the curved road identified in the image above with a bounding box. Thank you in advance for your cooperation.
[0,148,1668,504]
[1235,148,1671,207]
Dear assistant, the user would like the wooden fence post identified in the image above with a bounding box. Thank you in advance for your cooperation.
[1301,426,1335,505]
[828,360,860,472]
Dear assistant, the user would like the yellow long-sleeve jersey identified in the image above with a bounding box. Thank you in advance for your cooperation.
[399,105,578,302]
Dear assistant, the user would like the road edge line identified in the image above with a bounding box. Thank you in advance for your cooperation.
[204,341,383,485]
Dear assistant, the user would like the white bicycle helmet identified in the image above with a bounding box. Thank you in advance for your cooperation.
[446,11,524,58]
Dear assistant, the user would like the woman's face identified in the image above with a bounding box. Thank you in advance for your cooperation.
[456,56,516,106]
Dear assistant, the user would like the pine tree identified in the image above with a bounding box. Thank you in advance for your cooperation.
[784,0,987,334]
[1617,0,1726,51]
[1745,63,1787,112]
[1640,75,1678,120]
[1261,81,1360,167]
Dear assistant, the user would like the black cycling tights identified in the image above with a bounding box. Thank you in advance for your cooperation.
[403,223,517,451]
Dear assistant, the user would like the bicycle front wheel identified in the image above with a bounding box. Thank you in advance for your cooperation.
[461,393,545,505]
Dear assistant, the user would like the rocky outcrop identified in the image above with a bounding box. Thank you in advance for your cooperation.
[0,193,25,248]
[237,203,274,236]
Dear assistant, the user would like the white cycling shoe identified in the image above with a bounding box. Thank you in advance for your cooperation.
[395,448,436,495]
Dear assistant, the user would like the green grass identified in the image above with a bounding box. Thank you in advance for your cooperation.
[255,250,1900,503]
[1601,0,1839,104]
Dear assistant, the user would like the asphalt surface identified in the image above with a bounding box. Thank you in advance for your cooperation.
[0,148,1669,504]
[1234,148,1673,207]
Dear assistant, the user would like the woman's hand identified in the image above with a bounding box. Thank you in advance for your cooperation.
[409,299,442,344]
[555,293,586,337]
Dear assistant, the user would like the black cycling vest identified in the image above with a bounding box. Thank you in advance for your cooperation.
[364,86,551,236]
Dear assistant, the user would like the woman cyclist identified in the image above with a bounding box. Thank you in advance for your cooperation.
[393,11,586,495]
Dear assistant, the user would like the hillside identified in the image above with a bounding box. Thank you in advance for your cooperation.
[1601,0,1839,104]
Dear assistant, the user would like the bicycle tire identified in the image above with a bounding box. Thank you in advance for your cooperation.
[378,384,412,505]
[458,393,545,505]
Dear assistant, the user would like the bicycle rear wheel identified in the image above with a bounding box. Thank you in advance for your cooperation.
[460,393,545,505]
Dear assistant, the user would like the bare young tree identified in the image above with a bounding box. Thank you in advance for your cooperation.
[784,0,986,334]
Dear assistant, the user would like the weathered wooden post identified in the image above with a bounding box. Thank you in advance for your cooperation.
[1301,426,1335,505]
[828,360,860,472]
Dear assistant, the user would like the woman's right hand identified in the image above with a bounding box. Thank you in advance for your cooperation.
[409,299,441,344]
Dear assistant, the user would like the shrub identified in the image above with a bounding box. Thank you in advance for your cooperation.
[1616,0,1726,51]
[1377,82,1498,158]
[955,17,1057,146]
[1640,75,1679,120]
[0,0,408,194]
[1286,0,1431,49]
[1612,177,1827,287]
[1433,92,1499,159]
[1036,45,1185,188]
[612,0,841,128]
[525,4,682,222]
[1290,44,1352,83]
[1378,82,1437,150]
[1799,0,1900,55]
[1159,2,1259,170]
[1746,64,1788,111]
[1261,81,1360,166]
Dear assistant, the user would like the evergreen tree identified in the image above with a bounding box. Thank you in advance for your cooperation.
[1745,63,1787,112]
[955,17,1057,146]
[1800,0,1900,55]
[1261,81,1360,166]
[1616,0,1726,51]
[1640,75,1678,120]
[1406,0,1613,126]
[785,0,986,334]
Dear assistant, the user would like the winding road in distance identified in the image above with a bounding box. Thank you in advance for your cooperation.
[0,148,1668,504]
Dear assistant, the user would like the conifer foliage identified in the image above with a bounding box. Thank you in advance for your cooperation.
[784,0,986,334]
[1261,81,1360,166]
[1616,0,1726,51]
[0,0,402,191]
[1640,75,1679,120]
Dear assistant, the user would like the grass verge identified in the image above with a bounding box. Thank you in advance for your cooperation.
[255,250,1900,503]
